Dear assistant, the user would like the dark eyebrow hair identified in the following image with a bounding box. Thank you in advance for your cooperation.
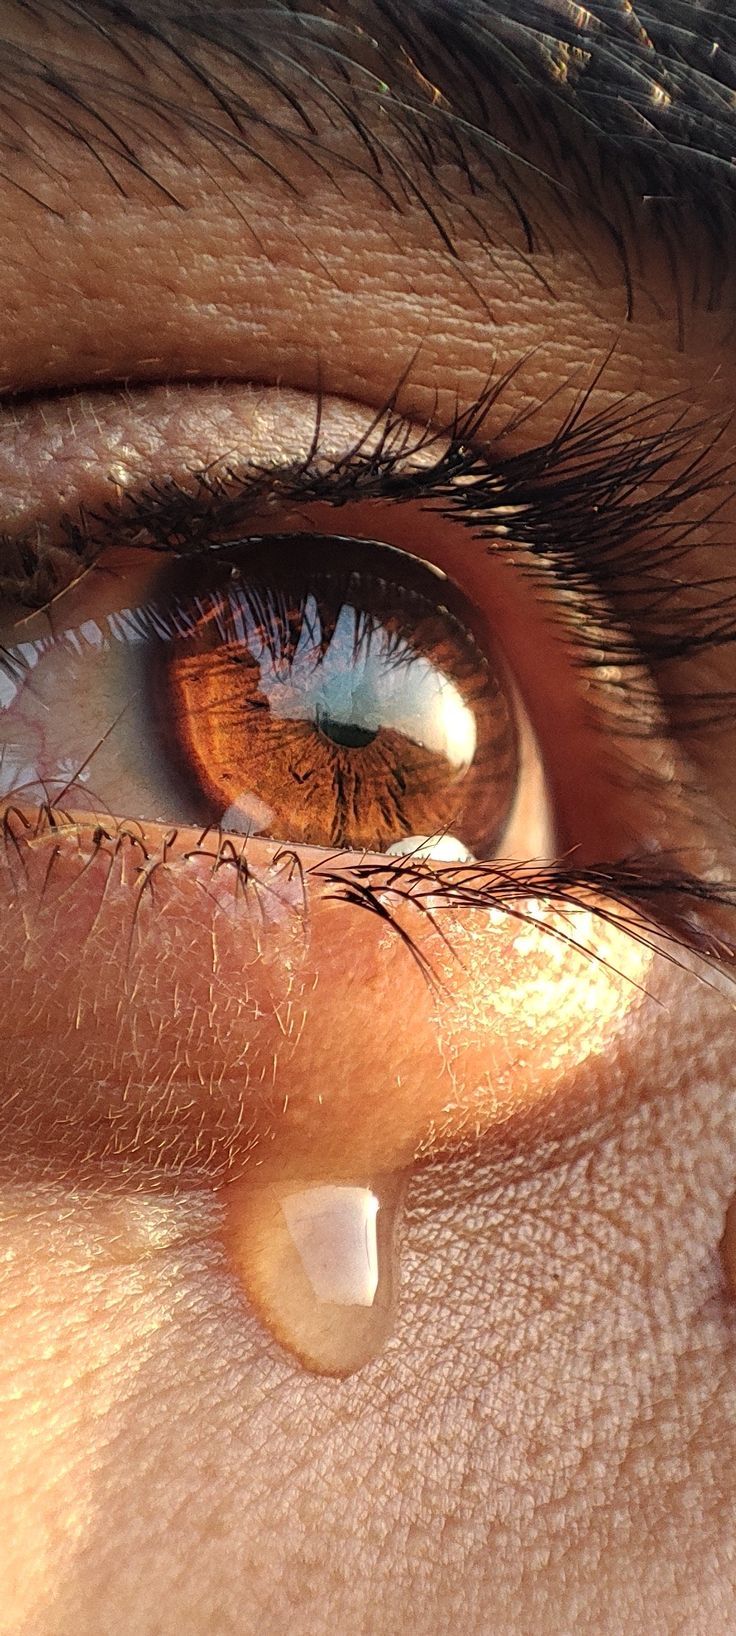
[4,0,736,303]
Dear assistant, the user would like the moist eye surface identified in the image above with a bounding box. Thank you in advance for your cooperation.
[0,531,535,860]
[155,533,519,855]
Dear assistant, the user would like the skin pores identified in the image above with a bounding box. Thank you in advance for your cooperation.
[0,3,735,1628]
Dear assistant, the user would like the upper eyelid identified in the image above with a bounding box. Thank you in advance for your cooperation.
[0,374,727,668]
[0,371,732,857]
[0,373,729,785]
[0,369,704,559]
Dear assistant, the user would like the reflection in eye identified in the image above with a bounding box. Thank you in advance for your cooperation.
[0,532,553,862]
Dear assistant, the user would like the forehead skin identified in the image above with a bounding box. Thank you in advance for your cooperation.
[0,0,731,419]
[0,4,736,1636]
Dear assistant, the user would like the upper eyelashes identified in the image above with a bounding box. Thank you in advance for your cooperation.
[1,369,731,733]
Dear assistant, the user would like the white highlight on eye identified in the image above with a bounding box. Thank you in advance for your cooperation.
[386,833,475,862]
[78,619,104,648]
[257,597,478,771]
[432,676,477,770]
[0,671,17,710]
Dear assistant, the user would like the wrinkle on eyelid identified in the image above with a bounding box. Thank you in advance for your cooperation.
[0,384,436,535]
[0,811,662,1188]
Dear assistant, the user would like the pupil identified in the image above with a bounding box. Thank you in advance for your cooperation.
[316,713,378,749]
[156,533,519,858]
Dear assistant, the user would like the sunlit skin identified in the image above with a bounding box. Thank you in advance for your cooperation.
[0,813,656,1182]
[1,3,736,1634]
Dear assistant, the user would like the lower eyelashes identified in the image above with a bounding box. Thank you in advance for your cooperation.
[0,805,658,1174]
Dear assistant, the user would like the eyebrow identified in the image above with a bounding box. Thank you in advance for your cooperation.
[2,0,735,296]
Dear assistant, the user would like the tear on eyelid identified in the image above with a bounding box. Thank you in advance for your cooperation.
[0,808,661,1189]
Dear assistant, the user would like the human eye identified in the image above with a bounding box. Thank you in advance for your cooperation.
[0,392,554,862]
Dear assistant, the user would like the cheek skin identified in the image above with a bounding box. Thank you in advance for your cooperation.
[1,995,735,1636]
[0,813,656,1185]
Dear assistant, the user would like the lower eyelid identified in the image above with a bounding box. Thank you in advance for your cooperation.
[0,810,660,1187]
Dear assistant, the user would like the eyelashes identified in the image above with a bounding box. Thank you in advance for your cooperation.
[5,802,735,1002]
[1,362,736,984]
[2,365,732,728]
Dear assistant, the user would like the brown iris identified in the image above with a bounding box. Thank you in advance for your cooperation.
[154,535,518,856]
